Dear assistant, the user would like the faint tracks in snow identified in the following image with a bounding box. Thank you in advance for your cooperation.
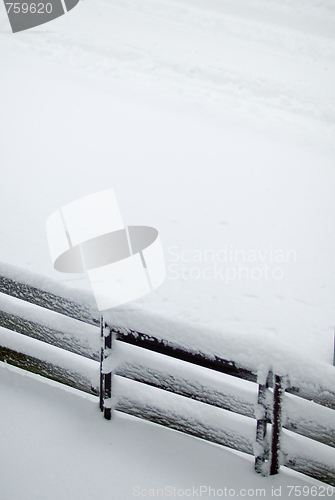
[1,0,335,130]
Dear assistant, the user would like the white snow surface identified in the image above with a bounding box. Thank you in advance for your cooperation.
[1,262,335,395]
[0,362,328,500]
[0,0,335,363]
[0,0,335,496]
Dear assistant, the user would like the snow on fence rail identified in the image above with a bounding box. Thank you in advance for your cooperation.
[0,264,335,486]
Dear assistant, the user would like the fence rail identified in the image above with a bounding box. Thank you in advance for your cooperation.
[0,267,334,486]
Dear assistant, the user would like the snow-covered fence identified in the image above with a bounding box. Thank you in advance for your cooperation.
[0,264,335,486]
[101,322,335,484]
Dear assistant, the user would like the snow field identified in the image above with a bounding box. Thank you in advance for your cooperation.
[0,361,330,500]
[0,0,335,495]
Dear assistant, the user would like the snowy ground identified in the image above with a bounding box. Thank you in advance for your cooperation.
[1,0,335,363]
[0,0,335,496]
[0,362,329,500]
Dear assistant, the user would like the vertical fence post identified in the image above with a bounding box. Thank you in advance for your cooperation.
[255,371,270,474]
[99,316,113,420]
[270,374,284,475]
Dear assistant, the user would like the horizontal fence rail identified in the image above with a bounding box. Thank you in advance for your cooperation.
[0,274,99,326]
[0,344,98,395]
[0,267,335,486]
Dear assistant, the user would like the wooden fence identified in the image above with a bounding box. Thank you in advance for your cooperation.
[0,269,335,486]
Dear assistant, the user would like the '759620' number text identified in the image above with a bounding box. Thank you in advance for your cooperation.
[6,3,53,14]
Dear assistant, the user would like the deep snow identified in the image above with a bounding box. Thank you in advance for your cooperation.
[0,0,335,496]
[1,0,335,363]
[0,362,329,500]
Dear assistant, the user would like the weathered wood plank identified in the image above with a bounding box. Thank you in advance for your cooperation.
[116,359,335,450]
[287,385,335,411]
[112,325,335,411]
[0,310,99,361]
[114,379,335,487]
[0,345,98,396]
[0,275,99,326]
[270,375,284,475]
[115,393,254,456]
[111,325,258,383]
[284,397,335,448]
[0,266,335,482]
[284,454,335,487]
[1,269,334,410]
[102,319,112,420]
[1,310,334,450]
[115,361,256,418]
[255,374,271,473]
[1,342,334,487]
